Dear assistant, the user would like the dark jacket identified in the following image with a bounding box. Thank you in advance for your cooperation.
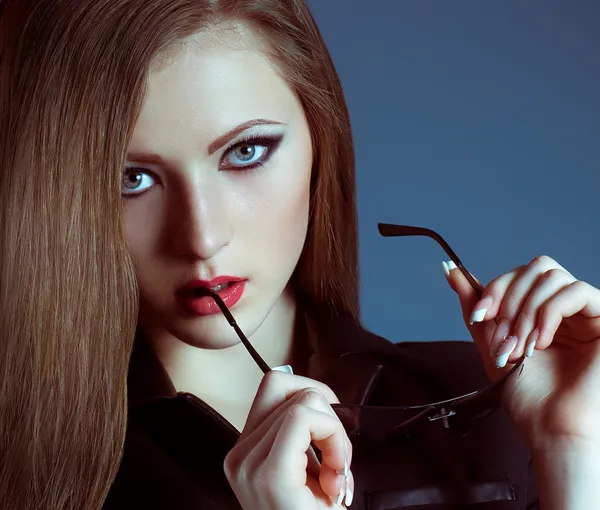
[105,307,540,509]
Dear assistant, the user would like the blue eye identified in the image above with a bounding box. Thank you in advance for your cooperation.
[122,134,283,198]
[121,168,156,197]
[220,135,282,171]
[227,144,265,165]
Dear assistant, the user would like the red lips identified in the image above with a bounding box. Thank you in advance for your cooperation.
[176,276,247,316]
[178,276,244,294]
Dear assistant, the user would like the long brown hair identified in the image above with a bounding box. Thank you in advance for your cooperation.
[0,0,358,508]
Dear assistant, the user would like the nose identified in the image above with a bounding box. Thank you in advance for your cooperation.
[168,178,232,261]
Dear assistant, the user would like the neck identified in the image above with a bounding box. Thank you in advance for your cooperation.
[142,290,309,421]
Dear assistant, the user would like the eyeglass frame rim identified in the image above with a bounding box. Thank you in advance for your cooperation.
[199,222,526,404]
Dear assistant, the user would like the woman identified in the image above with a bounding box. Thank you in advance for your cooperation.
[1,0,599,508]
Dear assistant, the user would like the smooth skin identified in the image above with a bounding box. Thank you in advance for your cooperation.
[124,24,353,508]
[124,16,599,509]
[224,372,355,509]
[446,255,600,508]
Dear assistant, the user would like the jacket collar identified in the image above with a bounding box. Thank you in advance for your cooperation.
[127,303,397,409]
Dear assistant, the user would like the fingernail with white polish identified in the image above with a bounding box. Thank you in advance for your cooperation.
[335,461,348,505]
[469,296,493,325]
[337,476,346,505]
[442,261,449,278]
[496,335,518,368]
[526,329,539,358]
[442,260,457,278]
[345,486,354,507]
[470,308,488,324]
[271,364,293,374]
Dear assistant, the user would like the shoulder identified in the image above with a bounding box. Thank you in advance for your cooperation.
[391,338,491,396]
[346,318,492,399]
[307,305,492,401]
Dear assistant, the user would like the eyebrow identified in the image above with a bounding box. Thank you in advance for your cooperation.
[126,118,285,165]
[207,119,285,155]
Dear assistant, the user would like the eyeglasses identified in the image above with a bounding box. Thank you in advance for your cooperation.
[196,223,525,442]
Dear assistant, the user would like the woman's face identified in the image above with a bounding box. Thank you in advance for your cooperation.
[123,25,313,349]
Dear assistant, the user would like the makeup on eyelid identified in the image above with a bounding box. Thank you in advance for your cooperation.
[219,132,283,170]
[124,31,313,360]
[121,132,285,197]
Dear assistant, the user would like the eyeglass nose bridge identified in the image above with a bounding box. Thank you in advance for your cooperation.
[428,407,457,428]
[427,407,456,429]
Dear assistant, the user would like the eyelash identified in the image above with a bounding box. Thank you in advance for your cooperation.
[220,133,283,171]
[122,133,283,199]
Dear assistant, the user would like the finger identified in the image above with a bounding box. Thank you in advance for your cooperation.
[306,443,321,479]
[242,386,352,465]
[479,319,502,378]
[536,280,600,350]
[468,268,523,324]
[495,257,574,326]
[320,461,347,506]
[344,466,355,507]
[458,256,574,328]
[510,268,575,359]
[443,262,503,375]
[240,388,332,458]
[241,389,352,490]
[443,261,480,325]
[488,318,517,370]
[268,405,349,497]
[242,371,341,440]
[443,261,516,326]
[224,392,343,507]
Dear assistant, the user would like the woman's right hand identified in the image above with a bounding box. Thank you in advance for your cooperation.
[223,370,355,509]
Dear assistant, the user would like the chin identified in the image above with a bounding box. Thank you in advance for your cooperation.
[173,308,263,350]
[188,334,240,350]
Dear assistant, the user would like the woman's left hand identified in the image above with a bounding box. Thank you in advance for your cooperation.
[445,255,600,454]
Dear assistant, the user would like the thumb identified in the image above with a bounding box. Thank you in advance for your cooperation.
[442,261,499,379]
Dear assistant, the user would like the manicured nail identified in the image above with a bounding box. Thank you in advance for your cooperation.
[526,329,539,358]
[271,365,293,374]
[345,485,354,507]
[469,295,493,324]
[336,460,349,477]
[442,260,457,278]
[442,261,449,278]
[336,475,346,505]
[496,335,518,368]
[335,460,348,505]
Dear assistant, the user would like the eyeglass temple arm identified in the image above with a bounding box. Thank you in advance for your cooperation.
[193,224,481,375]
[191,287,272,374]
[197,288,322,455]
[378,223,484,298]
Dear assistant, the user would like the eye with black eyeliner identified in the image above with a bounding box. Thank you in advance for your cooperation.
[220,133,284,171]
[121,167,158,198]
[121,133,284,198]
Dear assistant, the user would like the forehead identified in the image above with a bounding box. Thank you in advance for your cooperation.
[129,23,300,150]
[151,22,273,73]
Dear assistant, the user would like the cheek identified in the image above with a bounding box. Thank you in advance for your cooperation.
[122,203,160,267]
[278,193,309,261]
[250,162,311,259]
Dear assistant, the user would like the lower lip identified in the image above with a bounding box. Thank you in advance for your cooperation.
[178,281,246,316]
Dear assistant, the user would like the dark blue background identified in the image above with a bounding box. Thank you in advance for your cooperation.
[308,1,599,341]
